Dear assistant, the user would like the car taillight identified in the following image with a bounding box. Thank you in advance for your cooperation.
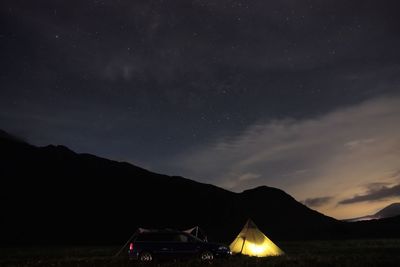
[129,242,134,251]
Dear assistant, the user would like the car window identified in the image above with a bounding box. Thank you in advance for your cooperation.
[158,233,175,242]
[136,233,156,241]
[186,234,198,242]
[135,232,197,242]
[136,232,177,242]
[174,234,189,242]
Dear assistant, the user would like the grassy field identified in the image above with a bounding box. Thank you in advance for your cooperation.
[1,239,400,267]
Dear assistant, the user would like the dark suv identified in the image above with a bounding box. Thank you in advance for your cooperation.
[128,230,231,262]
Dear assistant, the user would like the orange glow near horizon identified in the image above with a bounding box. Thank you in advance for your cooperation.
[301,195,400,220]
[286,169,400,220]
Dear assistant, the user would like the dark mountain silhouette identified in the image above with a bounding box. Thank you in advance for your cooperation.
[0,129,338,245]
[1,129,399,246]
[375,203,400,218]
[0,129,25,143]
[345,203,400,222]
[340,215,400,239]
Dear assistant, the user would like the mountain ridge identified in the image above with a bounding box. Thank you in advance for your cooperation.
[345,203,400,222]
[2,129,400,245]
[375,203,400,218]
[0,129,338,245]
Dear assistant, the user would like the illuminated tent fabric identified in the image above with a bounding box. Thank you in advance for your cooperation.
[229,219,284,257]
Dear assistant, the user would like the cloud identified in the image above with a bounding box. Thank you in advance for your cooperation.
[344,138,375,149]
[339,183,400,205]
[222,172,261,189]
[170,96,400,217]
[238,173,261,182]
[302,196,334,208]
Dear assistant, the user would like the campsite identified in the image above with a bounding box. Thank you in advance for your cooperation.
[2,219,400,266]
[2,130,400,266]
[2,1,400,265]
[2,239,400,267]
[3,219,400,267]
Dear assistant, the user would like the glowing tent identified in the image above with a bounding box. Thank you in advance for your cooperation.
[229,219,284,257]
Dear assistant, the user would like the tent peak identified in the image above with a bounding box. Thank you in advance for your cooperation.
[245,218,258,229]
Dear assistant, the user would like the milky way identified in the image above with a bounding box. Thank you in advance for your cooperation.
[1,0,400,218]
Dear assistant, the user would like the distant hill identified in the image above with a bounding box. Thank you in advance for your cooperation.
[0,129,25,143]
[340,215,400,239]
[0,129,340,245]
[2,129,400,246]
[345,203,400,222]
[375,203,400,218]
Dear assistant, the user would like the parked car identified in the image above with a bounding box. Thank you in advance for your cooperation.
[128,230,231,262]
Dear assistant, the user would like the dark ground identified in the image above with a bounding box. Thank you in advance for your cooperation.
[1,239,400,267]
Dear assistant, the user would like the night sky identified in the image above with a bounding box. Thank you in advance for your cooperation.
[1,0,400,219]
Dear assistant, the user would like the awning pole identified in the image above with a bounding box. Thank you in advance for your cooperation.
[113,230,138,258]
[240,237,246,254]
